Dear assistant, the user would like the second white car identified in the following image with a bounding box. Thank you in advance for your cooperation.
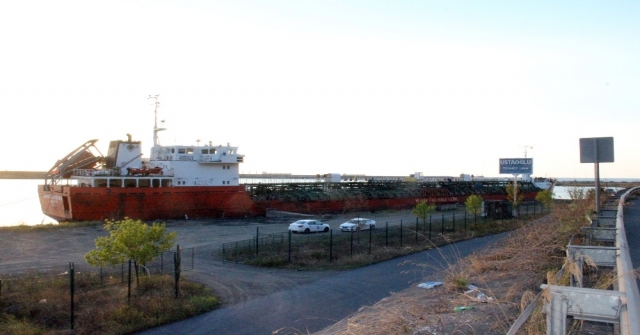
[339,218,376,232]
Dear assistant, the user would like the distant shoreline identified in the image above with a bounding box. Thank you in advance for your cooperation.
[0,171,46,179]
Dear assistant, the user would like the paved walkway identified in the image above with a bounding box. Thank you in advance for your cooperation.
[138,233,506,335]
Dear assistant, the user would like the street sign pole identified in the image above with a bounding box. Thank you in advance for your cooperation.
[579,137,614,216]
[594,140,600,214]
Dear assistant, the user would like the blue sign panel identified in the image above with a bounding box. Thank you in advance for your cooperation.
[499,158,533,174]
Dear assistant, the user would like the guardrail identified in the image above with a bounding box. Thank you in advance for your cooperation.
[508,187,640,334]
[615,188,640,334]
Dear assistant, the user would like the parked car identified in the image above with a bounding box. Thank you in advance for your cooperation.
[288,219,331,233]
[339,218,376,232]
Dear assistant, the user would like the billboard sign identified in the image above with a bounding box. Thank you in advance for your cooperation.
[579,137,614,163]
[499,158,533,174]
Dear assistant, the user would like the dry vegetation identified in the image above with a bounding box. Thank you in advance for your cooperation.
[0,273,218,334]
[320,196,610,335]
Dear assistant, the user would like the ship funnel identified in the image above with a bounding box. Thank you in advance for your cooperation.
[126,133,132,142]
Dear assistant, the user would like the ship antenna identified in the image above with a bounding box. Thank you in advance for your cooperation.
[149,94,165,148]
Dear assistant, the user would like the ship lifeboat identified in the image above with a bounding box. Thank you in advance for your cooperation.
[126,167,163,176]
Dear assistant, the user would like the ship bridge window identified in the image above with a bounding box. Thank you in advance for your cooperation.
[178,149,186,154]
[152,179,160,187]
[139,179,150,187]
[228,149,234,154]
[201,149,208,154]
[187,148,193,154]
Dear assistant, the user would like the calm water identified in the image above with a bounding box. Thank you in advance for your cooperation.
[0,179,58,226]
[0,179,627,227]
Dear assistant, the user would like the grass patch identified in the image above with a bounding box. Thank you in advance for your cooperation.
[0,273,219,334]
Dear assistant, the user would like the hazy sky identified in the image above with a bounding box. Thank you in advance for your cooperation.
[1,1,638,179]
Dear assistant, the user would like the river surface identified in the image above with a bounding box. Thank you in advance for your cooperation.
[0,179,622,227]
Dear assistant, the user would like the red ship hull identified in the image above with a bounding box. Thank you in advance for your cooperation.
[38,185,256,221]
[39,184,539,222]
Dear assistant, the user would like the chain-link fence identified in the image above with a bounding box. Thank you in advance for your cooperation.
[220,203,548,263]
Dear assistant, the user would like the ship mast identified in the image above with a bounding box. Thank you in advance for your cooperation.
[149,95,166,155]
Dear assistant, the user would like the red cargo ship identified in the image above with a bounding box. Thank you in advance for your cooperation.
[38,98,550,222]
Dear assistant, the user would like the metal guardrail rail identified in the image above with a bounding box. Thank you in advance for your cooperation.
[507,187,640,334]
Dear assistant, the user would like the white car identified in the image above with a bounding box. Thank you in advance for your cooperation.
[288,219,331,234]
[339,218,376,232]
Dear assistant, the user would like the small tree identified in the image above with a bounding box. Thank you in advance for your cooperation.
[506,183,524,216]
[412,201,436,232]
[465,194,483,224]
[85,218,177,286]
[535,189,553,212]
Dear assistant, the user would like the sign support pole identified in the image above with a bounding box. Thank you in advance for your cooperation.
[579,137,614,217]
[594,140,600,215]
[513,174,518,217]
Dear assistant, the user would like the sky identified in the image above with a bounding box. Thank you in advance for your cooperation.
[1,1,639,179]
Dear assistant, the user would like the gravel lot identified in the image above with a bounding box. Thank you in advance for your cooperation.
[0,209,426,305]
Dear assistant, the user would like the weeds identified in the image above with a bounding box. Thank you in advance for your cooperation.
[331,198,608,335]
[0,273,218,334]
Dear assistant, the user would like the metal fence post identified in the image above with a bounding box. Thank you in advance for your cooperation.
[329,229,333,262]
[400,220,403,247]
[368,226,372,254]
[441,213,444,234]
[256,227,259,256]
[174,245,181,299]
[464,212,467,232]
[288,230,292,263]
[69,262,75,331]
[415,219,418,244]
[350,231,354,255]
[429,215,432,239]
[453,213,456,232]
[128,259,132,302]
[385,222,388,246]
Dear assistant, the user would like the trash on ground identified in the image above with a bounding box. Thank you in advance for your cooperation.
[453,306,475,312]
[418,281,443,289]
[476,292,488,302]
[464,284,479,294]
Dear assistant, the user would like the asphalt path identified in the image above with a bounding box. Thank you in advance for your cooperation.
[622,193,640,288]
[138,232,507,335]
